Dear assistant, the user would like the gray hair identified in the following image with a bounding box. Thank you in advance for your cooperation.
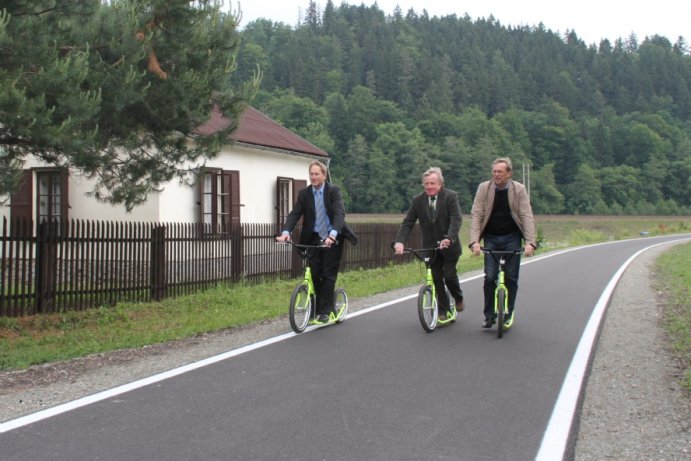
[492,157,513,172]
[422,167,444,185]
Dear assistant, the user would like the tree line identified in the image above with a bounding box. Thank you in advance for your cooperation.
[1,1,688,216]
[232,1,691,215]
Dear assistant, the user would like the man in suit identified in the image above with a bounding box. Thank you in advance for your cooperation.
[394,167,465,320]
[276,160,357,323]
[469,157,536,329]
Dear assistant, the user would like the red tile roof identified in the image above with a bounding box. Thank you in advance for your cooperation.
[194,106,328,158]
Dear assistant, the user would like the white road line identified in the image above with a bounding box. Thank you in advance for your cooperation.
[534,238,690,460]
[0,333,295,433]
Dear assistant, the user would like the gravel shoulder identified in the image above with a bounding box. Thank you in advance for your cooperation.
[1,243,689,460]
[574,241,690,460]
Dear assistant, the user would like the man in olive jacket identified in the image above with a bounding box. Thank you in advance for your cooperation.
[394,167,465,320]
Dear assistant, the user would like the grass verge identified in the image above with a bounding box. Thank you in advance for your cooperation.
[654,242,691,392]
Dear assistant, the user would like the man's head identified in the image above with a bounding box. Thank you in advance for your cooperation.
[422,167,444,197]
[309,160,328,188]
[491,157,513,189]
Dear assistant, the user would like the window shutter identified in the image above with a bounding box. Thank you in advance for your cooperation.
[228,170,240,226]
[293,179,307,204]
[198,172,204,225]
[292,179,307,234]
[60,170,69,221]
[9,170,33,223]
[276,177,283,226]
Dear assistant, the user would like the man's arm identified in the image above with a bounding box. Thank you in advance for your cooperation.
[394,198,420,254]
[469,182,487,255]
[327,185,346,239]
[515,184,537,256]
[444,190,462,242]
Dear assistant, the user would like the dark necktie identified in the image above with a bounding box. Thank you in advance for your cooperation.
[429,196,436,220]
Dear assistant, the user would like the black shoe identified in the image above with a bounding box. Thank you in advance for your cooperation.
[482,317,495,329]
[316,314,330,323]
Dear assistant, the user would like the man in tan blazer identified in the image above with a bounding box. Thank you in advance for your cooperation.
[469,157,536,329]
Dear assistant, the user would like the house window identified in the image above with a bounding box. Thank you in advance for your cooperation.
[277,177,291,225]
[9,169,68,228]
[199,169,240,233]
[276,177,307,226]
[37,171,64,223]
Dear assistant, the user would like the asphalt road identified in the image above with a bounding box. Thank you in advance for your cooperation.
[1,235,688,461]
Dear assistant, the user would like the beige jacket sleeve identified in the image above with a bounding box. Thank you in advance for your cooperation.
[510,181,537,247]
[469,181,491,246]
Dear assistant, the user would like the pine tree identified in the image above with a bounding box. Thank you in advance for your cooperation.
[0,0,260,210]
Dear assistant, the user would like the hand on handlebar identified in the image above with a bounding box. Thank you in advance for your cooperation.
[275,233,291,243]
[393,242,405,255]
[471,242,482,256]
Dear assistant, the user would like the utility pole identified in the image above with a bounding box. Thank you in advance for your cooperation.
[522,163,531,197]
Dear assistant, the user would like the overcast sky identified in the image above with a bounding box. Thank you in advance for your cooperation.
[229,0,689,46]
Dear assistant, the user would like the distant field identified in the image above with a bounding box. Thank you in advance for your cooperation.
[349,213,406,223]
[349,214,691,249]
[530,215,691,248]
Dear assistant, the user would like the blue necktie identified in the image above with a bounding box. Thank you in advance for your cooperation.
[315,189,329,239]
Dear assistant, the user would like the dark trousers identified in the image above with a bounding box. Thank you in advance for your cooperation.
[431,253,463,313]
[482,232,522,319]
[309,234,344,315]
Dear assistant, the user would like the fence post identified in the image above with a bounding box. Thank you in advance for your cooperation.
[34,221,57,314]
[150,225,166,301]
[231,222,243,281]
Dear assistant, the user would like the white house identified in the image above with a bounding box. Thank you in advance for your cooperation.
[2,106,328,229]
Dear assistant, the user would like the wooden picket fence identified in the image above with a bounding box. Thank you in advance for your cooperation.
[0,217,420,317]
